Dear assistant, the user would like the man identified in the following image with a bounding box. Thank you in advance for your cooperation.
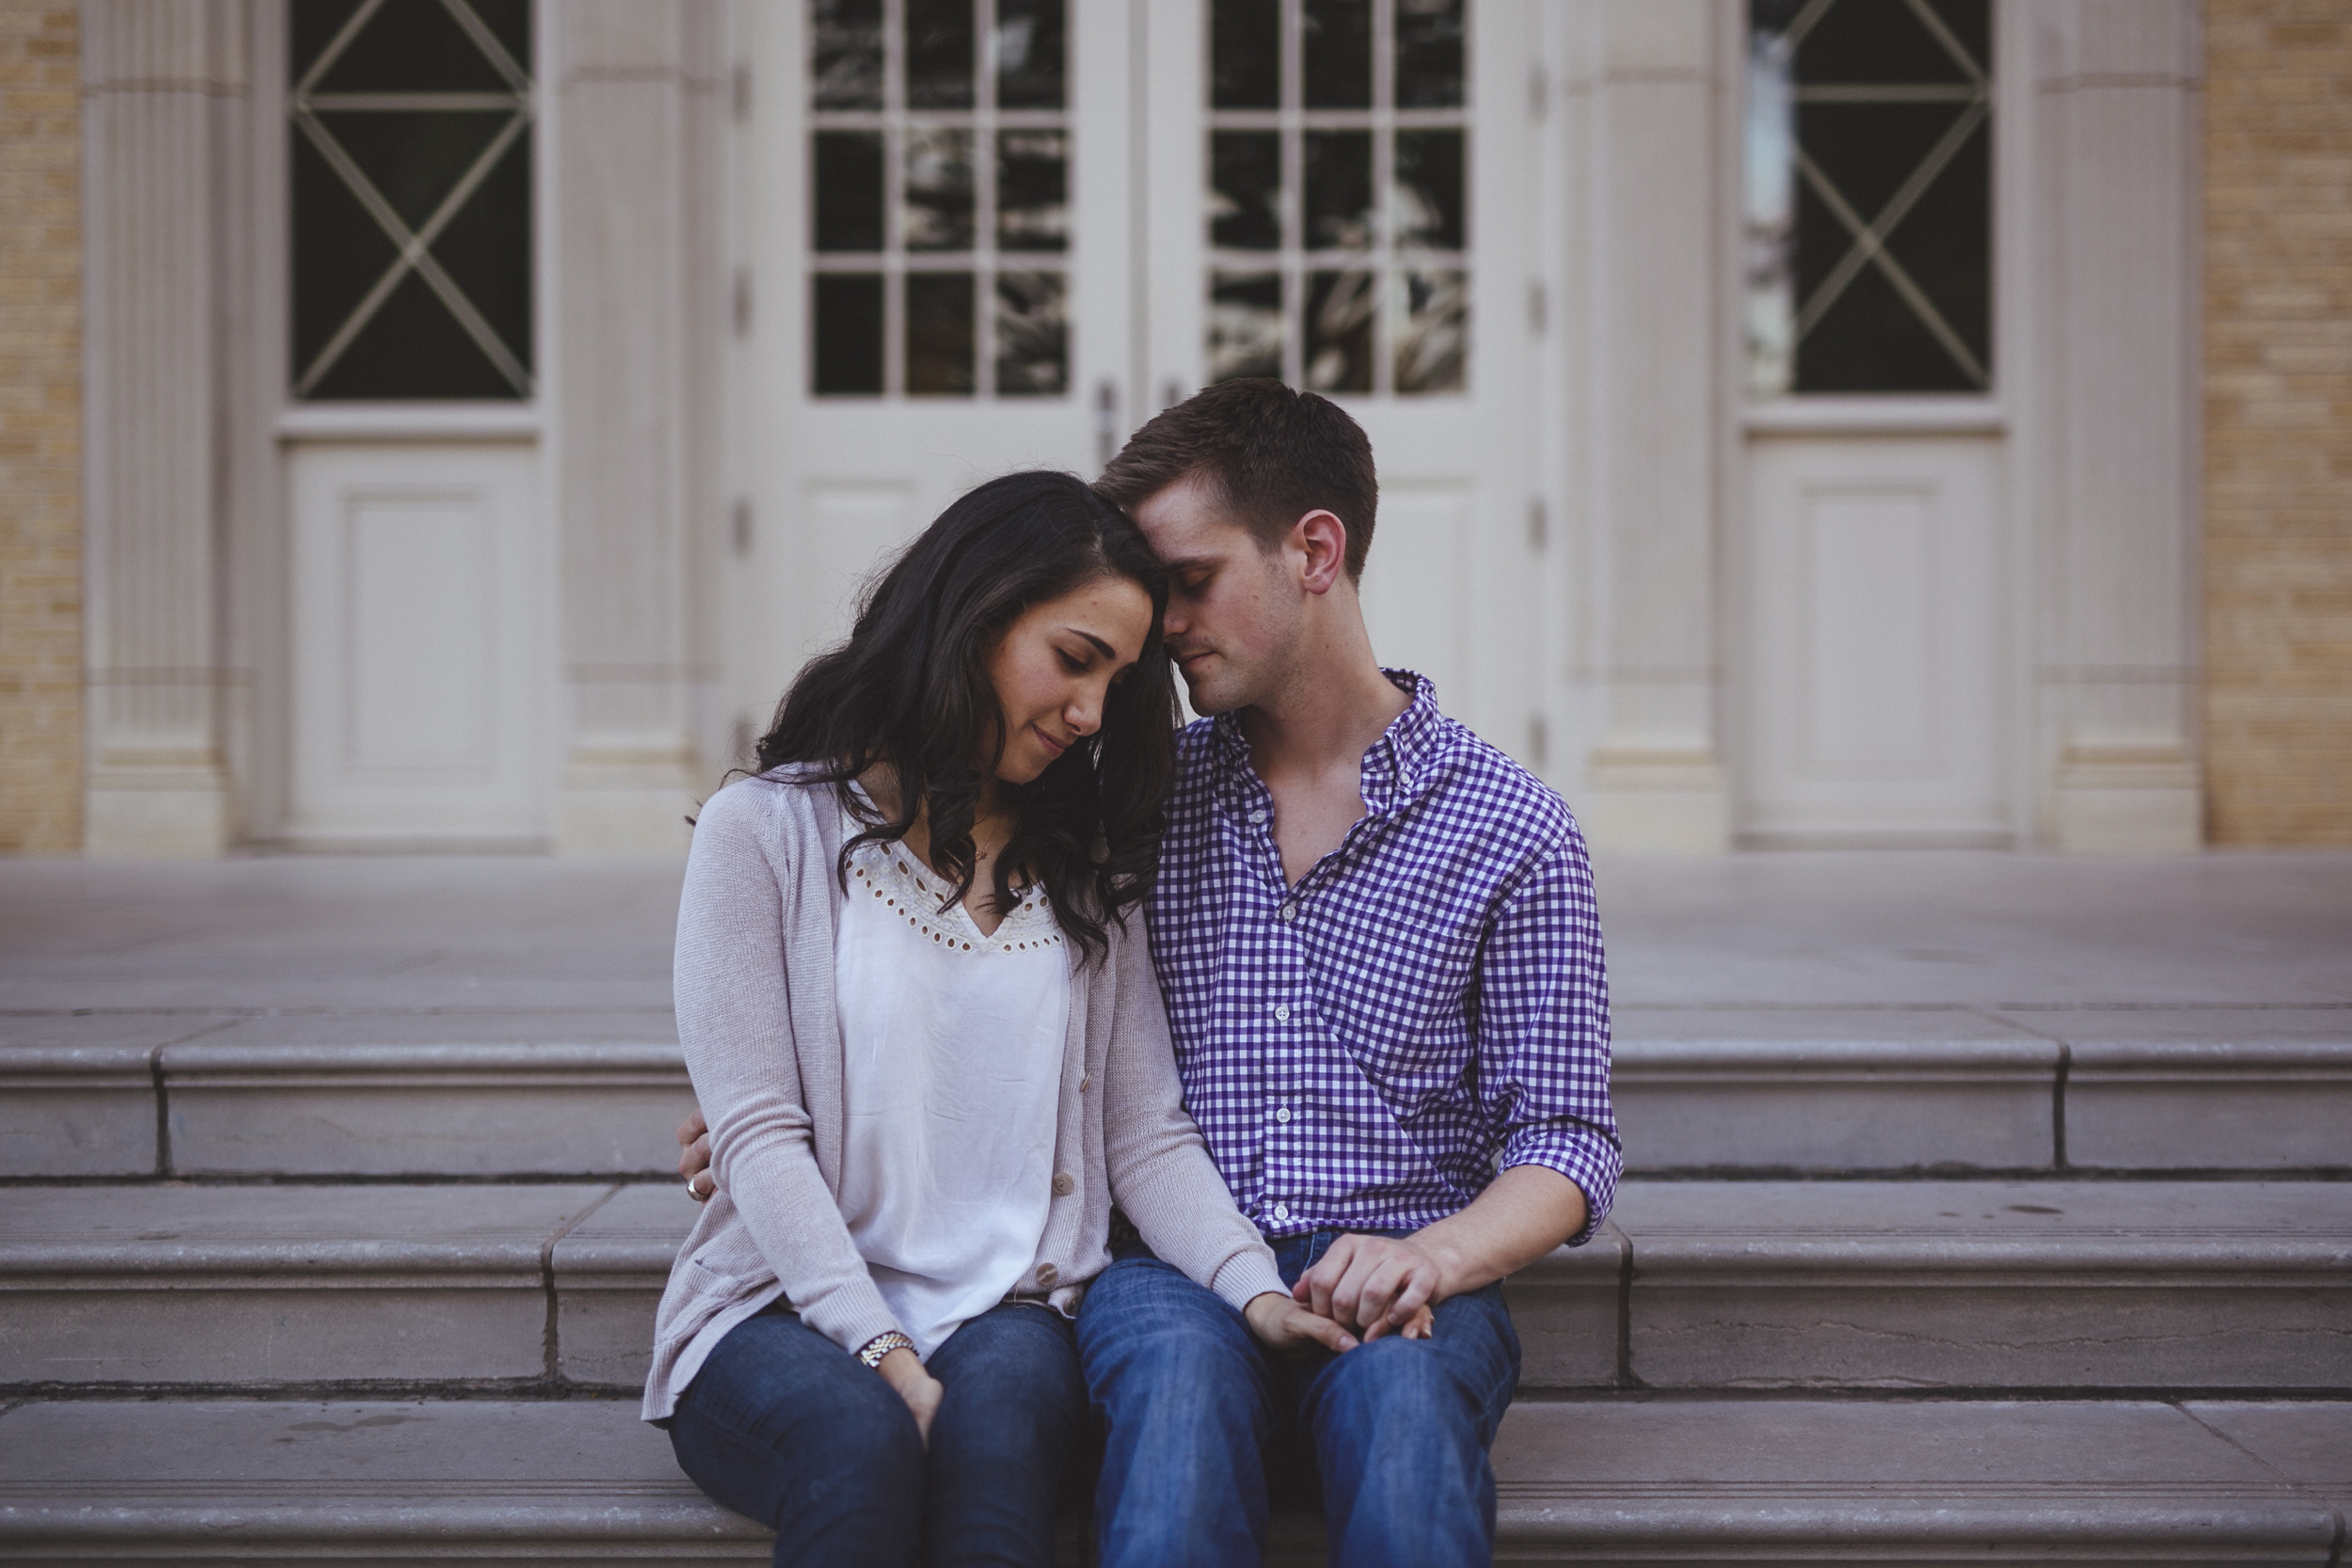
[683,379,1618,1565]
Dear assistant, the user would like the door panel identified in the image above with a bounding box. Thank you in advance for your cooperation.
[287,443,548,845]
[1742,437,2004,845]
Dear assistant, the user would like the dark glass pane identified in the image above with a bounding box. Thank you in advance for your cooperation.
[291,127,401,382]
[1879,113,1990,374]
[292,0,368,82]
[1797,101,1964,223]
[814,272,884,394]
[305,270,515,400]
[1796,258,1974,392]
[906,271,976,393]
[1210,131,1280,249]
[1304,269,1374,392]
[812,0,883,109]
[903,127,975,252]
[996,271,1068,394]
[313,109,512,231]
[1212,0,1279,109]
[814,130,884,251]
[1303,132,1373,249]
[1209,271,1282,382]
[306,0,516,92]
[469,0,530,71]
[1793,0,1985,84]
[1395,0,1465,109]
[906,0,974,110]
[1302,0,1371,108]
[995,0,1065,109]
[1395,269,1466,393]
[1393,128,1463,249]
[998,129,1068,251]
[424,126,532,374]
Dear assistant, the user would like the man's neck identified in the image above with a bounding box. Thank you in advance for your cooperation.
[1237,640,1412,785]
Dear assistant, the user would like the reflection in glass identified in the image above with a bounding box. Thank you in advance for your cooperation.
[994,0,1065,109]
[1304,132,1375,250]
[815,130,884,252]
[1209,271,1283,382]
[997,129,1067,251]
[1212,0,1279,109]
[1392,129,1462,250]
[812,0,883,109]
[1305,269,1375,392]
[814,272,884,394]
[995,271,1067,394]
[906,271,975,393]
[903,127,975,252]
[1394,270,1465,393]
[906,0,974,110]
[1395,0,1465,109]
[1210,132,1281,250]
[1302,0,1371,108]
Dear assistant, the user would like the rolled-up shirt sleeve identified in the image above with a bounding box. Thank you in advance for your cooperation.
[1475,822,1620,1244]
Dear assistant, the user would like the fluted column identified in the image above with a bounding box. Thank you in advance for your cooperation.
[2027,1,2204,851]
[79,0,247,856]
[1564,1,1732,851]
[547,0,727,852]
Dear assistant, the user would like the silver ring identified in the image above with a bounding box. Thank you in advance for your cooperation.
[686,1178,708,1203]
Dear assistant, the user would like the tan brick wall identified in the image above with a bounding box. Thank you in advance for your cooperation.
[0,1,80,853]
[2205,0,2352,846]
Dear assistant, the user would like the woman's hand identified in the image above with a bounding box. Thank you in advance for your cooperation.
[1243,1291,1364,1357]
[676,1108,715,1201]
[874,1347,945,1444]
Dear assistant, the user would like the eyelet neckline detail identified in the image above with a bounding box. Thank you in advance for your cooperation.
[847,835,1062,953]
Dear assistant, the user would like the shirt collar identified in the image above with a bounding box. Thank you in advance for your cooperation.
[1210,668,1443,816]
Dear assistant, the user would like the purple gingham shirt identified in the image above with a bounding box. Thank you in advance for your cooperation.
[1147,671,1620,1246]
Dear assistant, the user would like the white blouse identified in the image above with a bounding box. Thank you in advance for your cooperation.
[831,823,1071,1360]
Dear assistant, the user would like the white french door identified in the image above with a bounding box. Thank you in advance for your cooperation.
[739,0,1543,762]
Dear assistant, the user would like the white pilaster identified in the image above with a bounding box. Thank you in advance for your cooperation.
[2028,1,2204,852]
[546,1,726,854]
[1564,1,1731,852]
[79,1,249,857]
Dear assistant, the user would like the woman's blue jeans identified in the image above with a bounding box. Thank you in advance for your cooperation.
[668,1299,1087,1568]
[1077,1228,1521,1568]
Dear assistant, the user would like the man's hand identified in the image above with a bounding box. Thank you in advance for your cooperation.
[874,1346,945,1446]
[1295,1233,1448,1340]
[1243,1291,1361,1356]
[677,1108,714,1201]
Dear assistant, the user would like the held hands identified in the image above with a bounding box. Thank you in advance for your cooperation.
[677,1109,714,1201]
[1294,1232,1445,1341]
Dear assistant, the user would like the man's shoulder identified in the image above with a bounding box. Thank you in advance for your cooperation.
[1415,712,1581,865]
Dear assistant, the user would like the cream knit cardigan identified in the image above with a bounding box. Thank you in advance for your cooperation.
[642,768,1287,1421]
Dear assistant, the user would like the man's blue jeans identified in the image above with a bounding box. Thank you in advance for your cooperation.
[669,1299,1086,1568]
[1077,1228,1521,1568]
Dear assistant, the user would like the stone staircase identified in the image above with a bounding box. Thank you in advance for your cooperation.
[1,854,2348,1564]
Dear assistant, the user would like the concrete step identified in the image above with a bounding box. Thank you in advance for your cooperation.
[0,1396,2343,1565]
[2,1012,692,1179]
[1614,1006,2352,1175]
[6,1180,2346,1396]
[14,1006,2344,1180]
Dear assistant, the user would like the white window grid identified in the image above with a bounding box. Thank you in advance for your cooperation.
[807,0,1071,398]
[1204,0,1472,397]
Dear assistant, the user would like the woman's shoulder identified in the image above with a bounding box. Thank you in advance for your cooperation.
[692,766,844,847]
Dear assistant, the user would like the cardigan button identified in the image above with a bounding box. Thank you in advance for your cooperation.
[1035,1263,1059,1287]
[1079,1074,1091,1092]
[1052,1172,1075,1196]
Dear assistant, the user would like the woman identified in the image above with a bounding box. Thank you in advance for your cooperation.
[644,471,1341,1568]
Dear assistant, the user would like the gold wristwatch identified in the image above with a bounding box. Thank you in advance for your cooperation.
[857,1331,914,1370]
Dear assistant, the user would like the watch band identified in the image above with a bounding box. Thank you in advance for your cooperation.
[857,1331,914,1370]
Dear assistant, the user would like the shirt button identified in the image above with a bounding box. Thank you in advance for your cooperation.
[1035,1263,1058,1287]
[1052,1172,1075,1196]
[1272,1204,1290,1222]
[1249,807,1268,824]
[1279,903,1298,922]
[1274,1004,1291,1022]
[1274,1107,1292,1124]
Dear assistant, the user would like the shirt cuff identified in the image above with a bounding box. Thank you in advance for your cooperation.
[1501,1123,1624,1246]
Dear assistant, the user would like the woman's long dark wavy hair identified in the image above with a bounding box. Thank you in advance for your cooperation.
[755,470,1177,963]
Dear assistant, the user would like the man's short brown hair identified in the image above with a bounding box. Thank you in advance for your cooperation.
[1095,379,1379,580]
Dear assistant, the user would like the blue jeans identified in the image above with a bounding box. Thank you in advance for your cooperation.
[1077,1228,1521,1568]
[669,1299,1087,1568]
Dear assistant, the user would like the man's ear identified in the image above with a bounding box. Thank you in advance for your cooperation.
[1290,510,1349,595]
